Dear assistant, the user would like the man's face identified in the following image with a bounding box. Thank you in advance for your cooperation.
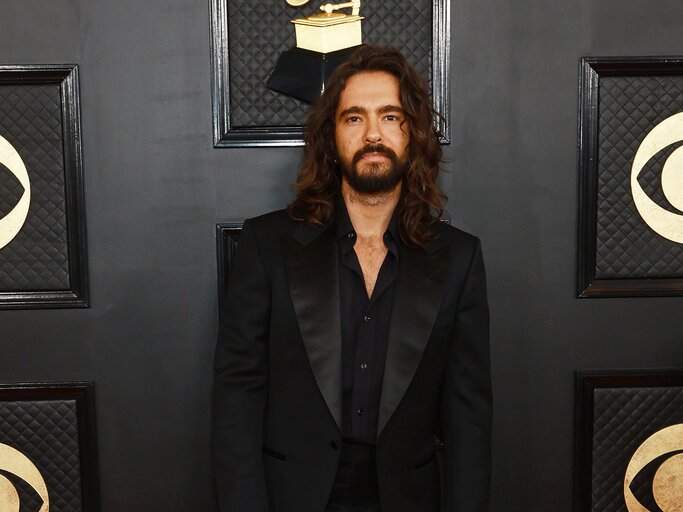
[334,71,410,194]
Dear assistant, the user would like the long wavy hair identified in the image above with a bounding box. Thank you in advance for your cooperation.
[287,44,446,246]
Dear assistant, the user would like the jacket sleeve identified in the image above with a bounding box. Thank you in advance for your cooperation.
[441,238,492,511]
[213,218,271,512]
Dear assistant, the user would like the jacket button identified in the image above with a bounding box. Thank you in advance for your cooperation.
[330,440,339,450]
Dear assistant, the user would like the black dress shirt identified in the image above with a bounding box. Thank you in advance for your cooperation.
[327,200,400,511]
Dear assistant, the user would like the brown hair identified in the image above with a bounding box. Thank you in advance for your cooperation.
[287,44,446,245]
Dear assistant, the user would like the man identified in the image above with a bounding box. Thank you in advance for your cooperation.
[213,44,491,512]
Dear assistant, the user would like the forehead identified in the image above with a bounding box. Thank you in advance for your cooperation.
[336,71,402,113]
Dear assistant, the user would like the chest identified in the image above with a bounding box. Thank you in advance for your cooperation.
[353,237,389,298]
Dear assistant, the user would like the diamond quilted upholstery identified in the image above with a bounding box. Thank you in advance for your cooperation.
[595,75,683,279]
[227,0,433,128]
[0,83,71,291]
[0,399,83,512]
[590,386,683,512]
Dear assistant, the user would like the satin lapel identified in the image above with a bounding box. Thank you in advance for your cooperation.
[281,227,342,431]
[377,244,448,439]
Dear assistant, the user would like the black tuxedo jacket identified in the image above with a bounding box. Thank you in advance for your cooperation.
[213,210,491,512]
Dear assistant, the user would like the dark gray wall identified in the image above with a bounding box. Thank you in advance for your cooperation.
[2,0,682,510]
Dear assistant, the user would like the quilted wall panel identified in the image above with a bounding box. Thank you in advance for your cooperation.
[226,0,433,128]
[0,399,83,512]
[0,83,70,291]
[590,386,683,512]
[595,75,683,279]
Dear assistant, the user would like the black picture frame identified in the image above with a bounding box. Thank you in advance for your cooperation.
[0,65,88,309]
[209,0,451,147]
[577,56,683,298]
[216,222,242,308]
[0,382,99,512]
[574,369,683,512]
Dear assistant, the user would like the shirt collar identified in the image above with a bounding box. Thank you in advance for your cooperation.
[335,197,401,247]
[336,197,356,241]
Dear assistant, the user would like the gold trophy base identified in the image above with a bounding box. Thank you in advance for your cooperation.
[292,16,363,54]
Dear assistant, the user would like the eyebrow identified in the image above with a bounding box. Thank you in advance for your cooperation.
[338,104,405,119]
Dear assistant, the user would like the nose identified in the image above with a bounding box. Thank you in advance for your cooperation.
[364,117,381,143]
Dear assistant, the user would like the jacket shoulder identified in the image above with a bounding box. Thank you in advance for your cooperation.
[233,210,300,275]
[244,209,290,229]
[427,221,481,255]
[241,209,301,238]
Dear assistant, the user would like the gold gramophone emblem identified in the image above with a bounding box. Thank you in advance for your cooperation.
[286,1,364,54]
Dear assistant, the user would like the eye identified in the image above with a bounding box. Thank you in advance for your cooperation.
[630,112,683,243]
[0,160,25,219]
[0,468,46,512]
[634,141,683,214]
[624,424,683,512]
[0,443,49,512]
[627,449,683,511]
[0,134,31,250]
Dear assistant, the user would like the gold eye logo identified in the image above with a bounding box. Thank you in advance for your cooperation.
[631,112,683,244]
[624,423,683,512]
[0,442,49,512]
[0,134,31,250]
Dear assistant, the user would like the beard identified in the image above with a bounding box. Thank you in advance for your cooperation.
[339,143,409,195]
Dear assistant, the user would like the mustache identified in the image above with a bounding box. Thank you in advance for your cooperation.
[351,144,398,165]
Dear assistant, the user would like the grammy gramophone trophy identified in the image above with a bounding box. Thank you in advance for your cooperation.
[266,1,364,103]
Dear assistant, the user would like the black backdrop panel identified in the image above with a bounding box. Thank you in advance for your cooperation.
[575,371,683,512]
[211,0,449,146]
[0,383,98,512]
[0,83,69,290]
[215,223,242,308]
[226,0,432,128]
[596,75,683,279]
[0,65,88,308]
[577,58,683,297]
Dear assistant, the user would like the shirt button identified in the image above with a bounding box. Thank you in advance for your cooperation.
[360,363,368,370]
[356,408,365,416]
[363,315,371,322]
[347,232,355,238]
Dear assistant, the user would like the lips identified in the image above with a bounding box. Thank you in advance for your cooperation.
[359,152,389,161]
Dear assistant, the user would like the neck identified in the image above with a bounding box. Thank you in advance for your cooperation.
[341,179,401,238]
